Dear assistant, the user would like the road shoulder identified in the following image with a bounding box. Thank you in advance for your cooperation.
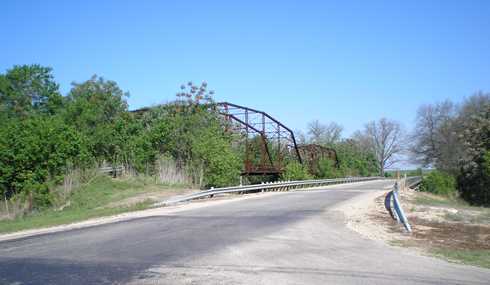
[334,186,490,269]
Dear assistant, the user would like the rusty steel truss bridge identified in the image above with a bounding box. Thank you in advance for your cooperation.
[133,102,338,177]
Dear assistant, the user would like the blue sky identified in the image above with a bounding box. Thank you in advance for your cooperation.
[1,0,489,137]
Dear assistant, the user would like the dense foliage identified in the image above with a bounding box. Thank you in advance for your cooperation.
[0,116,85,209]
[0,65,63,120]
[335,141,379,177]
[412,93,490,206]
[457,101,490,206]
[419,171,457,196]
[0,64,389,213]
[281,161,313,181]
[0,65,241,210]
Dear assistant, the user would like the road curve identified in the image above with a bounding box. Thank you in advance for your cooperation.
[0,180,489,284]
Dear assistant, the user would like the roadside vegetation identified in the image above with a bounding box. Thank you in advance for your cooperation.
[0,65,239,228]
[411,93,490,206]
[369,95,490,268]
[0,64,387,232]
[431,248,490,269]
[0,175,193,234]
[387,92,490,267]
[381,184,490,269]
[419,171,457,197]
[1,64,488,245]
[412,192,490,269]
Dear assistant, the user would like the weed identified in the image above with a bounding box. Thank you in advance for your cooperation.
[431,248,490,269]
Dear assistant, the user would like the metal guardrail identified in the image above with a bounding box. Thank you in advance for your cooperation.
[154,176,383,207]
[385,182,412,232]
[405,176,422,189]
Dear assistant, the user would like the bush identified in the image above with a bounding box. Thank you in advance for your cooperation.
[457,150,490,206]
[420,171,457,196]
[281,161,313,181]
[190,121,241,188]
[318,159,338,178]
[0,116,86,209]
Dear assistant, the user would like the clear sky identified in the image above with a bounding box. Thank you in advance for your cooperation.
[1,0,489,137]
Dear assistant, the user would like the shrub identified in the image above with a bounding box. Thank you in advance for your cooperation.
[281,161,313,181]
[457,150,490,206]
[318,159,338,178]
[420,171,456,196]
[0,116,86,209]
[190,123,241,188]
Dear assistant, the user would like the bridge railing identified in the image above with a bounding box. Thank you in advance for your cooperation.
[405,176,422,189]
[154,176,383,207]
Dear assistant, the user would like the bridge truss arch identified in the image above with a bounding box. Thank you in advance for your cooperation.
[214,102,302,176]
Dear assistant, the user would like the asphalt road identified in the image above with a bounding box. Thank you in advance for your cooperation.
[0,180,489,284]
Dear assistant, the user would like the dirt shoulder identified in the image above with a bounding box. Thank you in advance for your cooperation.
[338,184,490,269]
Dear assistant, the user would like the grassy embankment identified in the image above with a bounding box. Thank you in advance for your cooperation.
[407,192,490,269]
[0,176,193,234]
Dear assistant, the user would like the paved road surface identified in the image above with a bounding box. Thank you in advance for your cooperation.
[0,180,489,284]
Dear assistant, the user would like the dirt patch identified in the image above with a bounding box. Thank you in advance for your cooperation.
[368,191,490,247]
[103,187,198,208]
[345,184,490,268]
[410,217,490,250]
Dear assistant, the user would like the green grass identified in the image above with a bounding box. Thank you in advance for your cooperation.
[390,240,490,269]
[413,193,469,208]
[0,202,151,234]
[70,175,189,208]
[0,175,190,234]
[431,248,490,269]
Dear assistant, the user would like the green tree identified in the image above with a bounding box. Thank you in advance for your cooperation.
[0,116,86,209]
[125,82,241,186]
[411,92,490,205]
[457,95,490,205]
[0,64,63,120]
[64,75,129,165]
[335,140,379,177]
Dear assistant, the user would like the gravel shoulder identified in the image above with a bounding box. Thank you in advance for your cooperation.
[337,184,490,269]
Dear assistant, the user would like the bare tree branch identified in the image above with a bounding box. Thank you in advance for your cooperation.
[306,120,343,145]
[356,118,405,176]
